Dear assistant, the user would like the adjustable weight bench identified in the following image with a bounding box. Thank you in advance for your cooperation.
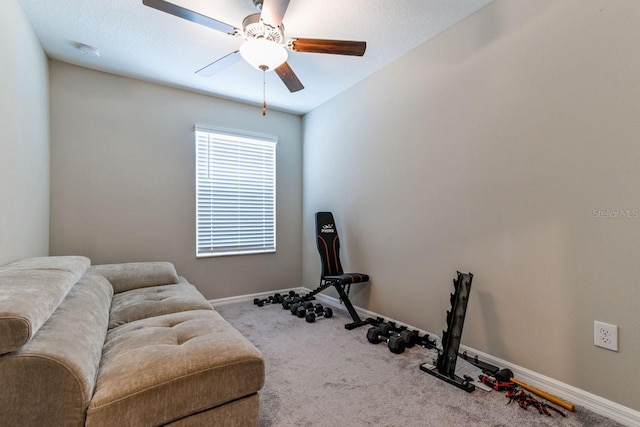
[305,211,375,330]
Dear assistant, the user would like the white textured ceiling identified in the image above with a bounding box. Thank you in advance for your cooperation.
[17,0,492,114]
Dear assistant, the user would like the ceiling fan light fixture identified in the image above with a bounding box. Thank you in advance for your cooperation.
[240,38,287,71]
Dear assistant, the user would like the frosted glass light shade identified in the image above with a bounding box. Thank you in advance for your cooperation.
[240,38,288,71]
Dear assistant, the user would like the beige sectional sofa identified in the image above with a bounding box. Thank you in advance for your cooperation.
[0,256,264,426]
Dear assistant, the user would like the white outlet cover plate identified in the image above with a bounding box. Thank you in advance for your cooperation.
[594,320,618,351]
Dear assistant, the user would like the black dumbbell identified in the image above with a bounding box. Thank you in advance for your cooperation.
[284,292,315,309]
[413,331,437,349]
[305,306,333,323]
[282,292,314,308]
[396,329,417,348]
[254,297,271,307]
[366,326,405,354]
[253,293,283,307]
[281,293,301,309]
[290,300,313,315]
[295,299,316,313]
[366,325,414,354]
[378,322,417,348]
[296,303,322,318]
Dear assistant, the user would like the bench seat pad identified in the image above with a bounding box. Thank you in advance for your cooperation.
[86,310,264,426]
[324,273,370,285]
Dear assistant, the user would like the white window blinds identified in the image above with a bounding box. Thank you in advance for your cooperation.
[195,126,276,257]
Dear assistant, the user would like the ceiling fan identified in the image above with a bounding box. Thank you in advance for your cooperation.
[142,0,367,95]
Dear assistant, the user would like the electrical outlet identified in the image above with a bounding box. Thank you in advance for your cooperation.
[594,321,618,351]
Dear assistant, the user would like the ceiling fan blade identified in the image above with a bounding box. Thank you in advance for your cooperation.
[196,51,241,77]
[260,0,290,27]
[288,38,366,56]
[275,62,304,93]
[142,0,239,35]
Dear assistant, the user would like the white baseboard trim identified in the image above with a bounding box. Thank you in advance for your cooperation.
[208,287,307,308]
[211,288,640,427]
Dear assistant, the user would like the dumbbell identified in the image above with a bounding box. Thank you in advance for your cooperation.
[253,292,284,307]
[253,293,283,307]
[397,329,417,348]
[366,326,405,354]
[296,303,323,318]
[282,291,313,308]
[370,322,417,347]
[290,300,313,315]
[414,331,437,349]
[366,325,416,354]
[305,306,333,323]
[283,293,315,310]
[281,293,301,309]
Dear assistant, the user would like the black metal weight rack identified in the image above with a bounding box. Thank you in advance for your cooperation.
[420,271,475,392]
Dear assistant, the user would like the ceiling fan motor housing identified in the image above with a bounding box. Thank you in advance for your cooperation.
[242,13,284,43]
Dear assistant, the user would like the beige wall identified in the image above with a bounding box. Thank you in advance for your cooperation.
[49,61,302,299]
[0,0,50,265]
[303,0,640,410]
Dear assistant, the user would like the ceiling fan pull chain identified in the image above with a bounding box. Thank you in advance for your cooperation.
[261,65,267,116]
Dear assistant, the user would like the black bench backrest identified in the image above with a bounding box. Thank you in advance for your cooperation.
[315,212,344,278]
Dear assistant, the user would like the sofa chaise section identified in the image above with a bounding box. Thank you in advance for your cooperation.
[0,258,111,426]
[86,309,264,425]
[0,257,265,426]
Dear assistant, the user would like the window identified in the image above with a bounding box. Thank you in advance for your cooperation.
[195,126,276,257]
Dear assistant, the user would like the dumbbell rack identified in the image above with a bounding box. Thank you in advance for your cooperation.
[420,271,475,393]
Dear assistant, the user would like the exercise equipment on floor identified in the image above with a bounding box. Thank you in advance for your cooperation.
[252,288,334,324]
[281,293,301,309]
[305,211,373,330]
[305,305,333,323]
[420,271,476,392]
[366,322,417,354]
[505,389,566,417]
[292,301,315,316]
[367,326,405,354]
[494,368,575,412]
[281,292,315,310]
[253,293,284,307]
[414,331,437,349]
[459,351,498,374]
[478,374,514,391]
[382,322,418,346]
[290,302,334,322]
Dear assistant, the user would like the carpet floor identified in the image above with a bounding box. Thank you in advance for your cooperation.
[216,301,623,427]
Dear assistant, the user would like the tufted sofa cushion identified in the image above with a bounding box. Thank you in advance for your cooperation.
[108,278,213,329]
[89,261,179,293]
[0,256,91,355]
[86,310,265,426]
